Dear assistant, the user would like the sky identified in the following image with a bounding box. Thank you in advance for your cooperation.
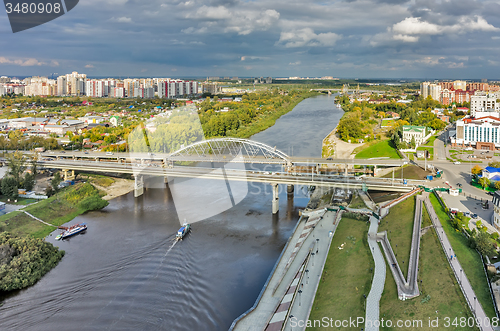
[1,0,500,79]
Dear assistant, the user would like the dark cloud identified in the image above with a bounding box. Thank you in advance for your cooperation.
[0,0,498,78]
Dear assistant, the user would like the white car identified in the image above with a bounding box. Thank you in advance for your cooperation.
[454,161,461,165]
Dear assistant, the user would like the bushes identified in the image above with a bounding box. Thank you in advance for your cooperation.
[0,232,64,292]
[78,195,109,211]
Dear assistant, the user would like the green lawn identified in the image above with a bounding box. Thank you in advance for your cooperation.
[0,183,108,239]
[429,194,496,319]
[308,217,373,331]
[380,203,476,331]
[378,196,415,278]
[355,140,401,159]
[381,119,395,127]
[424,135,438,146]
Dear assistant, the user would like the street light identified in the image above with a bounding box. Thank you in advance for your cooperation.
[298,290,302,306]
[460,269,462,285]
[305,269,309,284]
[316,238,319,254]
[474,296,476,314]
[312,253,315,266]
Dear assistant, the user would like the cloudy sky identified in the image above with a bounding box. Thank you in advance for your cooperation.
[1,0,500,78]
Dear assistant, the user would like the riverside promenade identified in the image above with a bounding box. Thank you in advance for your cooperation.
[231,207,340,331]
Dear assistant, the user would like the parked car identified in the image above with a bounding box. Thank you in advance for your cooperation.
[472,213,478,219]
[454,161,461,164]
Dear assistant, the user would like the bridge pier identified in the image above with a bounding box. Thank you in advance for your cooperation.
[287,184,294,195]
[373,165,378,177]
[271,183,279,214]
[62,169,75,181]
[134,175,144,198]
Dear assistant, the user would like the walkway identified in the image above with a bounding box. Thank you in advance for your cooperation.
[232,209,339,331]
[22,210,56,227]
[365,215,386,331]
[424,196,495,331]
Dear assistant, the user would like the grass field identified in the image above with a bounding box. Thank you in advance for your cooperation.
[378,196,415,278]
[0,183,107,239]
[382,165,430,180]
[308,217,373,330]
[379,203,476,331]
[79,173,116,187]
[424,135,438,146]
[354,140,401,159]
[429,194,496,319]
[381,119,395,127]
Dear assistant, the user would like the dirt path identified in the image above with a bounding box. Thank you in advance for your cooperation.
[92,178,135,200]
[323,129,364,159]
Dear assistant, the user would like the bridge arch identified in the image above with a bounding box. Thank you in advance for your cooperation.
[169,138,290,164]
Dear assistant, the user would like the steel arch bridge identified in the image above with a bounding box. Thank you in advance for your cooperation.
[169,138,291,164]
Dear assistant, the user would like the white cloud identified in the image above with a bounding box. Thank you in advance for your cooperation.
[85,64,94,68]
[0,57,44,66]
[391,15,498,39]
[278,28,341,48]
[110,17,133,23]
[289,61,301,66]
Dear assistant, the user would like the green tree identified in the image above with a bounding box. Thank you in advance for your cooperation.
[51,172,62,191]
[479,177,490,190]
[495,181,500,190]
[5,151,27,186]
[1,176,18,198]
[475,231,496,257]
[22,172,35,191]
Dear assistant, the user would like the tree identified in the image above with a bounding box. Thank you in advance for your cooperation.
[475,231,496,257]
[471,165,483,176]
[495,181,500,190]
[1,176,18,198]
[489,161,500,168]
[51,172,62,191]
[5,151,27,186]
[479,177,490,190]
[22,172,35,191]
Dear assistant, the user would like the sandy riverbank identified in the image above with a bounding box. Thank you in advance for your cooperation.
[322,129,363,159]
[92,178,135,200]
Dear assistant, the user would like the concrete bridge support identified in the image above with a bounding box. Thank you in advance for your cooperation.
[62,169,75,181]
[287,184,294,195]
[134,175,144,198]
[271,183,279,214]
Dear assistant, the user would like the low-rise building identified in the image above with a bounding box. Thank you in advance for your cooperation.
[402,125,427,146]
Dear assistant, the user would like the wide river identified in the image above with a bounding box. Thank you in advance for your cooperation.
[0,94,342,331]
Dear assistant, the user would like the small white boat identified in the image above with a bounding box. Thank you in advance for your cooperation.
[176,223,191,241]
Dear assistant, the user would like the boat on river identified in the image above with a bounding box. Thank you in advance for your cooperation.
[176,223,191,241]
[55,223,87,240]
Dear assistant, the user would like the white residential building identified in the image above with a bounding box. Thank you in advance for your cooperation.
[452,115,500,150]
[470,93,500,116]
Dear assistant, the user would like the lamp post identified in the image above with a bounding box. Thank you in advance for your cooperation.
[460,269,462,285]
[316,238,319,254]
[298,290,302,306]
[306,269,309,284]
[474,296,476,314]
[311,252,315,266]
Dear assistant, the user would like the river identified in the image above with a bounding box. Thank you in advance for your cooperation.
[0,94,342,331]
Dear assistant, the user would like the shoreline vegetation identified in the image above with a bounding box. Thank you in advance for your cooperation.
[0,181,110,294]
